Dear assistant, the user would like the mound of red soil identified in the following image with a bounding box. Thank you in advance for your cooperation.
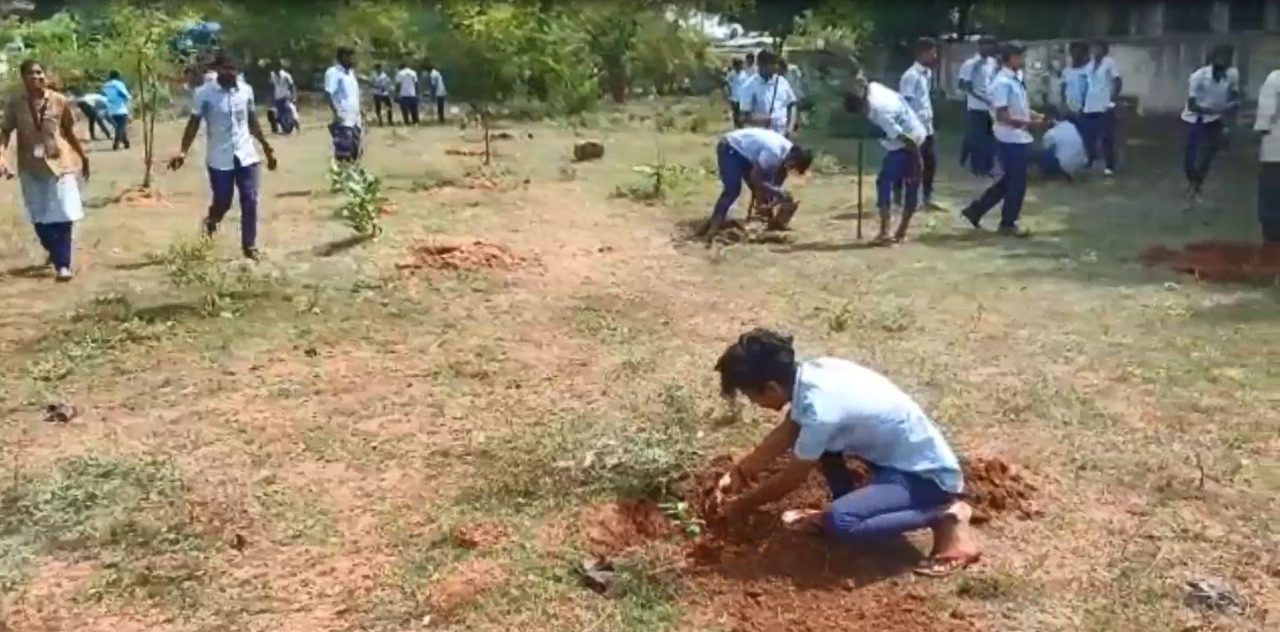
[961,456,1040,524]
[1139,240,1280,283]
[452,521,508,551]
[398,238,526,272]
[580,499,677,557]
[427,558,507,614]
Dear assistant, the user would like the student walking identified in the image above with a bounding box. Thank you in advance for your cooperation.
[1082,40,1122,175]
[1181,45,1239,212]
[1256,66,1280,242]
[325,47,363,163]
[269,61,297,135]
[102,69,131,151]
[960,42,1042,237]
[1060,41,1090,123]
[0,60,91,282]
[168,51,277,261]
[424,62,447,124]
[844,79,928,245]
[957,38,998,176]
[370,63,394,126]
[897,37,939,211]
[741,50,797,137]
[395,62,420,125]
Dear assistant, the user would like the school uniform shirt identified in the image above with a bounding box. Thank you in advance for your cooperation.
[370,71,392,97]
[790,357,963,494]
[191,79,261,171]
[102,78,131,116]
[324,64,362,127]
[1083,56,1120,114]
[724,127,793,174]
[1060,65,1089,114]
[898,61,934,136]
[270,70,294,101]
[742,73,797,134]
[426,69,447,98]
[76,93,108,116]
[1042,120,1086,173]
[989,67,1034,145]
[1254,69,1280,163]
[866,82,927,151]
[957,54,994,111]
[1180,65,1240,124]
[725,69,745,103]
[395,68,418,98]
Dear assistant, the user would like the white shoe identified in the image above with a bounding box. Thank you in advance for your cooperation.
[1104,168,1115,177]
[54,267,74,282]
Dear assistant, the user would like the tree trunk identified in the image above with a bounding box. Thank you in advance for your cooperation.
[481,109,491,166]
[139,60,154,189]
[606,66,628,103]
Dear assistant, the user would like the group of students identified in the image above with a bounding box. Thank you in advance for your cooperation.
[70,70,134,151]
[368,61,448,127]
[723,50,807,136]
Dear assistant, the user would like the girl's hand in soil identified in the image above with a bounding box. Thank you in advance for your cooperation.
[715,466,746,502]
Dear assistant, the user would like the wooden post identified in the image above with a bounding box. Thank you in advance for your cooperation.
[856,138,864,240]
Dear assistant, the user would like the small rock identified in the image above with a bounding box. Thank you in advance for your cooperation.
[578,557,614,594]
[229,533,247,551]
[43,403,77,424]
[573,140,605,162]
[1183,576,1247,615]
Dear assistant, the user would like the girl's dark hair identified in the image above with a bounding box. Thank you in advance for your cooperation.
[19,59,40,76]
[714,328,798,397]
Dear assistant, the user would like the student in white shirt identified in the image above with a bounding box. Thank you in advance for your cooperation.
[269,60,296,135]
[960,42,1043,237]
[741,50,797,137]
[370,63,393,126]
[324,46,362,162]
[71,89,113,141]
[424,62,447,124]
[1059,41,1090,121]
[394,62,420,125]
[1035,107,1086,181]
[1082,40,1122,175]
[168,51,278,260]
[726,58,747,128]
[781,57,810,127]
[704,127,814,242]
[1181,45,1239,210]
[896,37,939,210]
[957,37,998,176]
[844,79,927,245]
[1255,67,1280,242]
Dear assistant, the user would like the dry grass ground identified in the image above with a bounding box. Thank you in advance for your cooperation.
[0,97,1276,632]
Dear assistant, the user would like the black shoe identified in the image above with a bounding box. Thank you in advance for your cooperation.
[243,246,262,261]
[203,218,218,238]
[996,224,1031,238]
[960,207,982,229]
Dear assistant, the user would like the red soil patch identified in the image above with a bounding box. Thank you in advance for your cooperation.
[427,558,508,614]
[397,237,527,272]
[452,521,507,551]
[581,498,678,557]
[961,456,1040,524]
[1139,240,1280,283]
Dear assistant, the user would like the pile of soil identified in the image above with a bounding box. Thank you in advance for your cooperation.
[452,521,507,551]
[674,219,793,246]
[427,558,508,614]
[961,456,1040,524]
[1139,240,1280,283]
[580,499,677,557]
[398,238,526,273]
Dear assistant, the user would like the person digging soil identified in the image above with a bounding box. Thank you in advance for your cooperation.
[710,328,981,577]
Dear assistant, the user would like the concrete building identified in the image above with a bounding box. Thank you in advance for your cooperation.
[934,0,1280,115]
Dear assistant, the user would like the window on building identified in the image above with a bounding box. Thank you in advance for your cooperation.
[1229,0,1267,31]
[1165,4,1212,33]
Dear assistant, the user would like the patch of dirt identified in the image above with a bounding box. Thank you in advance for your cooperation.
[961,456,1041,524]
[1139,240,1280,283]
[580,498,677,557]
[445,144,492,157]
[452,521,508,551]
[427,557,508,614]
[673,219,794,246]
[397,238,529,273]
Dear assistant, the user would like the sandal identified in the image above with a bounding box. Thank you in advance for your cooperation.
[913,553,981,578]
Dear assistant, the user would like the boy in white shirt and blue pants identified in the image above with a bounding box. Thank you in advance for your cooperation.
[960,42,1042,237]
[742,50,797,137]
[1081,40,1122,175]
[1182,45,1239,210]
[957,37,998,176]
[896,37,939,210]
[1256,66,1280,241]
[845,79,927,245]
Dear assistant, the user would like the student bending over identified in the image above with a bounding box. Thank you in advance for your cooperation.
[711,328,981,577]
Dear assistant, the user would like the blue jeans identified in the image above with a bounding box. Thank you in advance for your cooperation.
[878,148,918,213]
[1036,148,1063,176]
[710,140,753,223]
[207,158,261,250]
[1081,109,1117,170]
[892,135,936,205]
[819,454,954,541]
[964,141,1029,228]
[398,96,420,125]
[1184,119,1223,191]
[961,110,995,176]
[273,98,295,134]
[110,113,130,150]
[33,221,73,269]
